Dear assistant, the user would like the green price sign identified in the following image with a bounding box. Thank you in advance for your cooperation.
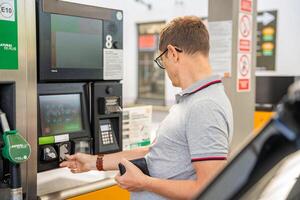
[0,0,18,70]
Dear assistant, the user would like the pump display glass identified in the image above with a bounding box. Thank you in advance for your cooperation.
[39,94,83,135]
[51,14,102,70]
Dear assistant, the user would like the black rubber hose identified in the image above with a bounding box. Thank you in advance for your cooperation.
[9,163,21,189]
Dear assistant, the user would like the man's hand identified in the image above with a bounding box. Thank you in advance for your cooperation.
[115,158,150,192]
[60,153,98,173]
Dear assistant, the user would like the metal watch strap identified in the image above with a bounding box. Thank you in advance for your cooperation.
[96,154,104,171]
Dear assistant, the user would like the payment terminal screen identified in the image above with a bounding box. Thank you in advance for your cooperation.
[39,94,83,135]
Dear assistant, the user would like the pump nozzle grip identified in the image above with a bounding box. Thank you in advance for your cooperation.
[2,130,31,164]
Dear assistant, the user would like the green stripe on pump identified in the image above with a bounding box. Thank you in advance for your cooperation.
[39,136,55,145]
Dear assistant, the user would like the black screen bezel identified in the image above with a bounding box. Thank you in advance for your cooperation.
[39,93,84,136]
[37,83,91,139]
[36,0,124,82]
[37,1,103,82]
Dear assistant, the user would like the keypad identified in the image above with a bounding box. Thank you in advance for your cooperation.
[100,124,114,145]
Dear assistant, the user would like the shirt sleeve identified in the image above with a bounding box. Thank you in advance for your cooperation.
[186,100,231,162]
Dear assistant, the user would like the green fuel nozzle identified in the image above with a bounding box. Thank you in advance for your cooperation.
[0,110,31,164]
[2,130,31,164]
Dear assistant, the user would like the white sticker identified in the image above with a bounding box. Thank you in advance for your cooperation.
[116,11,123,21]
[0,0,15,21]
[103,48,123,80]
[54,134,69,143]
[208,20,232,77]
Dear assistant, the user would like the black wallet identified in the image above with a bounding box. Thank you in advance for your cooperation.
[118,158,150,176]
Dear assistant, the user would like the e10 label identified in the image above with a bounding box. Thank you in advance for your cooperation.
[0,1,15,21]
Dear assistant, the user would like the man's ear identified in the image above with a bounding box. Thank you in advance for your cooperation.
[167,44,179,62]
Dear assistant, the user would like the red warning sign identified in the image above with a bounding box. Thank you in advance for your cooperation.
[238,79,250,90]
[237,53,251,92]
[239,55,250,77]
[239,39,251,52]
[238,13,252,52]
[240,15,251,37]
[240,0,252,13]
[237,0,253,93]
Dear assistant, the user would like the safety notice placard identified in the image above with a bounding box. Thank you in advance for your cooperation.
[238,13,252,52]
[237,0,253,92]
[208,20,232,76]
[240,0,252,13]
[0,0,18,70]
[103,48,123,80]
[237,53,251,92]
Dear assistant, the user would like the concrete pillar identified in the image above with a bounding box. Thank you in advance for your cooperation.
[208,0,257,152]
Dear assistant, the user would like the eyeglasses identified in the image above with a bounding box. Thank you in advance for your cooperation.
[154,47,183,69]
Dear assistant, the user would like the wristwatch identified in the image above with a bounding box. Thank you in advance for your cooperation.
[96,154,104,171]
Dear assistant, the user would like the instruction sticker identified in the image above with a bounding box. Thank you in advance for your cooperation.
[208,20,232,77]
[103,48,123,80]
[54,134,69,143]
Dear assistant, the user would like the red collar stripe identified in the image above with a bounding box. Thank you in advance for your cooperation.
[191,156,227,162]
[189,80,222,94]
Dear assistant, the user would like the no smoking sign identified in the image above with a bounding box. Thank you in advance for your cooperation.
[239,54,250,77]
[238,13,252,52]
[0,0,15,21]
[237,53,251,92]
[240,15,251,37]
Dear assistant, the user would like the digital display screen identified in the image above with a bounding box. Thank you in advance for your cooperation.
[50,14,102,69]
[39,94,83,135]
[100,124,110,132]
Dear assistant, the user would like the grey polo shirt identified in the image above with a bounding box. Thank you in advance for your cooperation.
[131,75,233,200]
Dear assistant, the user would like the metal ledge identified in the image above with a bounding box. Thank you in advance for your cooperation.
[38,178,116,200]
[37,168,117,200]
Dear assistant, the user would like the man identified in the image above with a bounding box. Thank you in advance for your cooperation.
[61,16,233,200]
